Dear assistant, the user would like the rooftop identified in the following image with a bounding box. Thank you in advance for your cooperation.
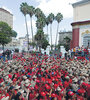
[0,8,13,16]
[59,31,72,34]
[72,0,90,8]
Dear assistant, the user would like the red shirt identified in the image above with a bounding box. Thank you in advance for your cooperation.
[77,95,84,100]
[0,78,3,83]
[29,93,35,99]
[8,74,12,78]
[64,81,69,88]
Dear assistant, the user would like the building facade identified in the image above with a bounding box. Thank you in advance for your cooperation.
[59,31,72,44]
[0,8,13,28]
[1,36,32,52]
[71,0,90,48]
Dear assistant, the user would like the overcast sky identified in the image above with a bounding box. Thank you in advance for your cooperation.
[0,0,79,44]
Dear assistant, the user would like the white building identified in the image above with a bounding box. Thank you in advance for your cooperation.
[0,8,13,28]
[18,37,32,52]
[0,36,32,52]
[71,0,90,48]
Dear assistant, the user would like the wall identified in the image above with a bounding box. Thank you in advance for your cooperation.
[0,9,13,28]
[79,24,90,47]
[59,31,72,44]
[73,3,90,22]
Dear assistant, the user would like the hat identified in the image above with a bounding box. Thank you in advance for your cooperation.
[77,89,85,94]
[8,79,13,83]
[57,87,61,91]
[65,76,70,79]
[36,80,40,83]
[41,92,46,96]
[51,93,56,97]
[68,91,74,96]
[25,83,30,87]
[72,78,78,83]
[32,75,36,78]
[25,79,30,83]
[69,74,72,77]
[45,84,51,89]
[82,82,88,86]
[48,80,52,84]
[15,85,20,89]
[54,84,58,88]
[30,87,34,90]
[59,82,63,86]
[23,76,27,79]
[18,89,24,94]
[1,82,4,85]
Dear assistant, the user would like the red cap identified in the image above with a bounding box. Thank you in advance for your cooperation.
[57,75,61,78]
[82,82,87,86]
[42,78,45,82]
[36,80,40,83]
[55,78,58,82]
[30,87,34,90]
[41,92,46,96]
[34,85,38,89]
[45,84,51,89]
[77,89,85,94]
[51,93,56,97]
[48,80,52,84]
[54,84,58,88]
[59,82,63,86]
[68,91,74,96]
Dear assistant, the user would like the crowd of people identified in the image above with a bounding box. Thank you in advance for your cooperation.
[0,52,90,100]
[0,49,14,61]
[65,46,90,60]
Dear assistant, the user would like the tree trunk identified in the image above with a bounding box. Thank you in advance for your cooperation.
[25,15,29,53]
[47,25,49,40]
[30,16,33,42]
[2,44,4,52]
[55,22,59,50]
[50,23,52,50]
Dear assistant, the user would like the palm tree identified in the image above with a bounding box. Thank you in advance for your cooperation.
[48,13,54,50]
[35,29,44,52]
[64,36,71,51]
[45,17,49,40]
[27,5,35,42]
[35,8,42,19]
[55,13,63,49]
[36,16,46,30]
[20,2,29,52]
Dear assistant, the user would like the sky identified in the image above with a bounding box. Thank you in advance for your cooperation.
[0,0,79,44]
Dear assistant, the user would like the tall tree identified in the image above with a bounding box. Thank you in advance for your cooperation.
[48,13,54,50]
[64,36,71,51]
[45,17,49,40]
[20,2,29,52]
[11,30,17,37]
[35,29,49,51]
[27,5,35,42]
[35,29,44,52]
[55,13,63,49]
[36,16,46,30]
[35,8,42,19]
[0,22,12,51]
